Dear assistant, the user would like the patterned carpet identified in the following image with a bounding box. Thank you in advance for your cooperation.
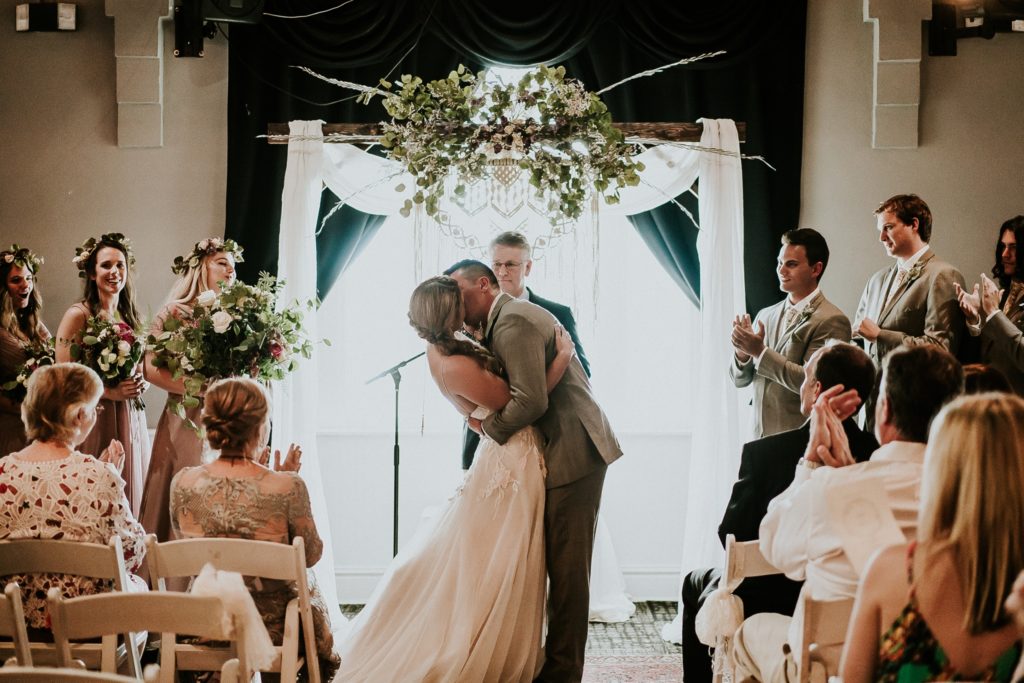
[341,601,683,681]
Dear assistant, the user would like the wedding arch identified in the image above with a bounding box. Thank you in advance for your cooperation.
[271,112,750,642]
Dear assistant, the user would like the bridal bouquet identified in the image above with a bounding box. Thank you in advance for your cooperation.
[1,339,55,400]
[69,317,146,410]
[148,273,314,422]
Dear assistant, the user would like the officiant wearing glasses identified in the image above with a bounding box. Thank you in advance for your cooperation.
[446,231,590,470]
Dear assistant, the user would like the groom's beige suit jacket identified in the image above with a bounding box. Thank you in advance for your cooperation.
[854,249,964,365]
[730,292,851,438]
[481,293,622,489]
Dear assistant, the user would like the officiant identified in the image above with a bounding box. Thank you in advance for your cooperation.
[447,231,591,470]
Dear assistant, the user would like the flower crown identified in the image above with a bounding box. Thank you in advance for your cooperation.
[1,244,44,272]
[73,233,135,278]
[171,237,244,275]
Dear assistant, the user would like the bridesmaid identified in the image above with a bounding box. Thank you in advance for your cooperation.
[55,233,150,516]
[139,237,242,541]
[0,245,50,454]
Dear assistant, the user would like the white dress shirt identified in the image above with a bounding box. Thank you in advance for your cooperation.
[758,440,926,650]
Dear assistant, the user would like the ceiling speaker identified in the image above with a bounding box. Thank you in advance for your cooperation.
[201,0,264,24]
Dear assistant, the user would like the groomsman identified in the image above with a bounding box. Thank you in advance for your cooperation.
[730,229,851,438]
[853,194,964,366]
[449,231,590,469]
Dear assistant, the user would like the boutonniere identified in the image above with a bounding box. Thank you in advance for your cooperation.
[904,262,925,286]
[795,305,815,328]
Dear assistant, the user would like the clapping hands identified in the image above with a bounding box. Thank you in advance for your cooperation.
[257,443,303,472]
[98,438,125,474]
[731,314,766,361]
[804,384,858,468]
[956,274,1002,326]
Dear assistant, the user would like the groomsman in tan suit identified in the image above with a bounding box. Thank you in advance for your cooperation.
[730,229,852,438]
[853,194,965,366]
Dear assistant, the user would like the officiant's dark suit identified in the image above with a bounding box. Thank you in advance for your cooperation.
[683,343,879,683]
[459,287,591,469]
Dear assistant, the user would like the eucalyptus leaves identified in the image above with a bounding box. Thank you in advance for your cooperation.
[366,65,645,223]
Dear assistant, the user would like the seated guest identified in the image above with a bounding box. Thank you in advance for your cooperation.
[732,345,964,683]
[682,341,878,683]
[962,363,1012,394]
[840,393,1024,683]
[169,377,340,679]
[0,363,146,631]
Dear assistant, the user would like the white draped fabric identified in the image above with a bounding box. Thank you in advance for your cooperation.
[280,118,747,640]
[274,120,346,634]
[660,119,748,643]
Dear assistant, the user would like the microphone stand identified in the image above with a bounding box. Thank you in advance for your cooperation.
[366,351,425,557]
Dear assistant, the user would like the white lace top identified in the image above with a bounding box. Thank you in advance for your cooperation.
[0,451,147,628]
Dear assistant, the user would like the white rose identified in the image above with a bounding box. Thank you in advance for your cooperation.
[211,311,233,334]
[198,239,210,250]
[118,340,131,354]
[196,290,217,307]
[3,254,13,264]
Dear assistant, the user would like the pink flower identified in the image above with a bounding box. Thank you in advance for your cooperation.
[269,340,284,359]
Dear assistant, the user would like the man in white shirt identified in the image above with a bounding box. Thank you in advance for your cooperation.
[853,194,964,367]
[730,229,851,438]
[731,344,964,683]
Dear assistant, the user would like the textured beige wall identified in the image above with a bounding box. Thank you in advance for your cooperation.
[802,0,1024,316]
[0,0,228,333]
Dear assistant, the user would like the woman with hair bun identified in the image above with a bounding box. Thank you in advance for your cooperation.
[169,377,340,679]
[55,233,149,515]
[0,244,50,454]
[139,237,242,541]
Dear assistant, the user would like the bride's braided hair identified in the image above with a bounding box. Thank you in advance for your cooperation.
[408,276,503,376]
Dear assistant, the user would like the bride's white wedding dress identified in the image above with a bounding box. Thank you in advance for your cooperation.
[336,407,547,682]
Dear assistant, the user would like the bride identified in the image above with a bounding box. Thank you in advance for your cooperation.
[336,275,575,682]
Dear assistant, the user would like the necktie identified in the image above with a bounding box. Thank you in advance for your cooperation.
[886,268,909,309]
[783,305,801,328]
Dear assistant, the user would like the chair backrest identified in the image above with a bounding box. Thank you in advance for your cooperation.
[723,533,781,591]
[146,534,318,683]
[0,666,156,682]
[0,583,32,666]
[798,596,856,683]
[48,590,251,683]
[0,537,129,591]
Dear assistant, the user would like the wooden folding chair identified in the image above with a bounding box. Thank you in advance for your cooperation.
[0,538,144,676]
[0,583,32,667]
[146,534,321,683]
[48,589,250,683]
[0,664,160,682]
[711,534,783,683]
[797,596,855,683]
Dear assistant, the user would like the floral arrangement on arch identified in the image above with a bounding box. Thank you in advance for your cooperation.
[1,339,55,401]
[147,273,316,424]
[363,64,645,222]
[69,317,146,410]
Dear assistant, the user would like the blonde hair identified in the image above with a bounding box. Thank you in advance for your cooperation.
[201,377,270,455]
[919,392,1024,633]
[408,276,502,375]
[165,249,225,307]
[21,363,102,444]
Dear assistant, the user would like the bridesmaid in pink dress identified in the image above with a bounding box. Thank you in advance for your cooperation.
[138,237,242,541]
[0,245,51,455]
[55,233,150,517]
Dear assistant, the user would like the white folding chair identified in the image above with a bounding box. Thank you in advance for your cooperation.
[146,534,321,683]
[0,583,32,667]
[0,538,144,676]
[48,589,249,683]
[797,596,855,683]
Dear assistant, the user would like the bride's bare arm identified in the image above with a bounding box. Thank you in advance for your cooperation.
[545,324,575,393]
[441,354,512,412]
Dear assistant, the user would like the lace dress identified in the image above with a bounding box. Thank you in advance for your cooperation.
[0,451,147,629]
[337,407,548,682]
[169,465,341,679]
[877,542,1022,683]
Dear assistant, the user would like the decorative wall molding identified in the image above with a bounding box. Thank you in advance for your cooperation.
[105,0,172,147]
[863,0,932,148]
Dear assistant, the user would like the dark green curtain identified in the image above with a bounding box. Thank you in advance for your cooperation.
[315,189,386,299]
[630,191,701,307]
[225,0,807,313]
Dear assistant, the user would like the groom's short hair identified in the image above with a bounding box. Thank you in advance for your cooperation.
[444,259,497,286]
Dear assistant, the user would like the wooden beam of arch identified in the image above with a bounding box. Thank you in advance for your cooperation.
[264,121,746,144]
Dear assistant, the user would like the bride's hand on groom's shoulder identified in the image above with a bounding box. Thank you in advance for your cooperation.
[554,325,575,359]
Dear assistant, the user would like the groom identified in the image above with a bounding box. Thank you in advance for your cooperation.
[448,259,623,683]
